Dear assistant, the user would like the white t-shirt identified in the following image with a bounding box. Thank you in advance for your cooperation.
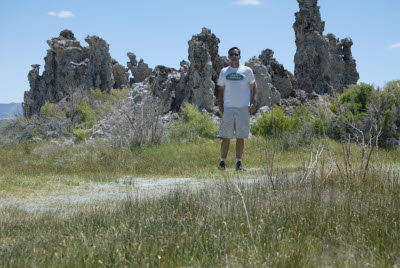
[217,65,255,108]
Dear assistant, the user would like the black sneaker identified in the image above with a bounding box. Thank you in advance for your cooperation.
[218,161,226,171]
[236,161,247,171]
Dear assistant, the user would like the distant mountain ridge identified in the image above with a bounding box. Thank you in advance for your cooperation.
[0,103,23,122]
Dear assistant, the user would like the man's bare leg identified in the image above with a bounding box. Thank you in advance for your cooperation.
[221,138,230,159]
[236,138,244,159]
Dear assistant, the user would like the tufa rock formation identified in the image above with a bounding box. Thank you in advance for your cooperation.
[186,28,229,111]
[84,35,115,90]
[259,49,297,98]
[127,52,152,84]
[293,0,359,94]
[172,61,191,110]
[145,65,187,111]
[326,34,359,91]
[116,28,229,113]
[245,57,281,109]
[245,48,297,108]
[24,8,361,120]
[24,30,115,117]
[134,28,228,112]
[112,58,130,89]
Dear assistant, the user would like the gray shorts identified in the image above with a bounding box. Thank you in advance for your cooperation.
[218,107,250,139]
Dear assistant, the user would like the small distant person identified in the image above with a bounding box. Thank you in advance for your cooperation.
[217,47,258,171]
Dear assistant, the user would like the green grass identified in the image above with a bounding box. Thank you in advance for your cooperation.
[1,136,400,266]
[0,137,311,179]
[0,137,261,198]
[1,168,400,267]
[1,136,399,199]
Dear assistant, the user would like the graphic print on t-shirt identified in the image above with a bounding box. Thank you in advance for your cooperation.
[226,73,244,81]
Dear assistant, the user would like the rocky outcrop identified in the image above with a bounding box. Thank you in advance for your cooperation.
[326,34,359,91]
[85,35,115,90]
[186,28,228,111]
[293,0,359,94]
[120,28,228,113]
[127,52,152,84]
[245,57,281,108]
[24,14,359,121]
[259,49,297,98]
[23,30,115,117]
[112,58,129,89]
[245,48,298,108]
[173,61,190,110]
[125,60,190,112]
[186,36,215,111]
[145,65,186,111]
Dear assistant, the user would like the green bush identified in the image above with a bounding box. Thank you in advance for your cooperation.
[312,106,340,138]
[377,81,400,107]
[104,88,131,112]
[91,87,131,115]
[251,106,316,150]
[40,100,65,118]
[72,101,97,141]
[73,89,131,142]
[72,128,92,142]
[293,106,313,129]
[76,101,96,128]
[373,80,400,146]
[90,88,108,100]
[326,81,400,147]
[170,103,218,142]
[330,83,374,122]
[251,106,296,137]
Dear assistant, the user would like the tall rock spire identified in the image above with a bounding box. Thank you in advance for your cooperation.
[293,0,359,94]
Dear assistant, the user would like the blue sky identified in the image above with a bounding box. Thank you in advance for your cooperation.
[0,0,399,103]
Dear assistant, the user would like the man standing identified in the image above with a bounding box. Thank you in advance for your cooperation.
[217,47,258,171]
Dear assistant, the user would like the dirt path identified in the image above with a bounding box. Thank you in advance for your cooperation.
[0,175,265,213]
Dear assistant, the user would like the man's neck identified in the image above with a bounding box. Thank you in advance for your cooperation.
[230,62,240,68]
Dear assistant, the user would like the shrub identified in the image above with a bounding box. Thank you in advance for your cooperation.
[104,88,131,112]
[0,88,133,144]
[76,101,96,129]
[90,88,108,100]
[70,88,132,141]
[325,81,400,147]
[251,106,296,137]
[170,103,218,142]
[0,101,72,143]
[72,128,92,142]
[0,115,73,143]
[251,106,315,150]
[370,80,400,147]
[97,95,170,148]
[313,106,341,139]
[330,83,374,122]
[72,101,101,141]
[40,100,65,118]
[293,106,313,129]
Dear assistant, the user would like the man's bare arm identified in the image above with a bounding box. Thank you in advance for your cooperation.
[218,85,225,115]
[250,82,258,114]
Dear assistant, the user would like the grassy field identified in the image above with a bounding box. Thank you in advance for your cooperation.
[1,137,400,266]
[0,137,312,199]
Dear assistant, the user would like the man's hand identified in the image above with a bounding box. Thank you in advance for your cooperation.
[250,103,257,114]
[250,82,258,115]
[218,85,225,116]
[219,105,224,115]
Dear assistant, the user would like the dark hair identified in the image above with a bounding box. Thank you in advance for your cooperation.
[228,47,240,55]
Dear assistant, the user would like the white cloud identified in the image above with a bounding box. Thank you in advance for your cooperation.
[48,11,74,19]
[234,0,261,5]
[389,42,400,49]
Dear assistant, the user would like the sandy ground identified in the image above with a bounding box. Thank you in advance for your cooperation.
[0,175,266,213]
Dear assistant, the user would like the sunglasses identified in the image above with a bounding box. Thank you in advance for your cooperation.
[229,53,240,56]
